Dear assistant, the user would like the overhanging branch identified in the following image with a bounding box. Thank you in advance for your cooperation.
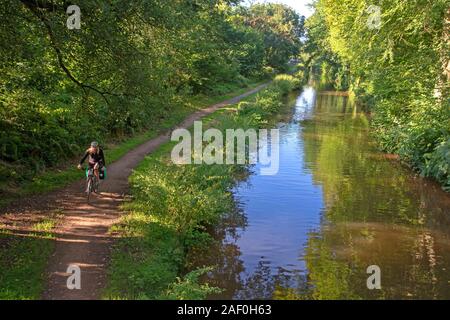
[20,0,131,105]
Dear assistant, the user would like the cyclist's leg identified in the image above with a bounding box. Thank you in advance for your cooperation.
[86,163,95,193]
[93,162,101,192]
[93,162,100,181]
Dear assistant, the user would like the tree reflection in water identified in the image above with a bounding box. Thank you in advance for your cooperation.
[187,89,450,300]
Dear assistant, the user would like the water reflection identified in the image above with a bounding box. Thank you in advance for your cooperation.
[192,87,450,299]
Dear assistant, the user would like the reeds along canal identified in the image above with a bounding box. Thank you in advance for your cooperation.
[190,86,450,300]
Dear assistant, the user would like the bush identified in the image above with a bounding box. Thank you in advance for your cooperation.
[423,139,450,191]
[158,267,223,300]
[237,74,300,122]
[273,74,301,93]
[106,78,299,299]
[372,97,449,190]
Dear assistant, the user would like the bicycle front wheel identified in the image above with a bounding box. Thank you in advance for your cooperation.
[87,178,93,203]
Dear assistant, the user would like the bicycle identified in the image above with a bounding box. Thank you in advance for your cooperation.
[85,166,99,203]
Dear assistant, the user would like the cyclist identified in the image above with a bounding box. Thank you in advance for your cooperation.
[77,141,106,186]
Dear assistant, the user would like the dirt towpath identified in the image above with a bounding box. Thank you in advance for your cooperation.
[0,83,269,300]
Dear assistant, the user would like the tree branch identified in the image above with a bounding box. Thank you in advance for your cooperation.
[20,0,131,105]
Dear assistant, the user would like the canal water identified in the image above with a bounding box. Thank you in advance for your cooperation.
[194,87,450,299]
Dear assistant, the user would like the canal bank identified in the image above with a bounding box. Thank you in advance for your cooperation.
[103,75,301,299]
[191,87,450,300]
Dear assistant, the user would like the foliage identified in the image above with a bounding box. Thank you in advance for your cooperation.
[300,93,450,299]
[302,7,350,91]
[237,74,301,121]
[231,3,305,72]
[0,226,55,299]
[0,1,304,192]
[105,77,299,299]
[423,139,450,191]
[159,267,223,300]
[304,0,449,190]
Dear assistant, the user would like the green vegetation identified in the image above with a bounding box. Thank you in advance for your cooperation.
[0,1,304,197]
[104,75,301,299]
[0,233,54,299]
[0,0,304,298]
[302,0,449,190]
[299,93,450,300]
[0,212,60,299]
[0,80,265,207]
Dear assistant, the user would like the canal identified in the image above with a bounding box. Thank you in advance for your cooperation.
[193,87,450,299]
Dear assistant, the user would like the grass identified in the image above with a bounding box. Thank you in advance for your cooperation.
[0,79,268,300]
[104,75,301,299]
[104,127,242,299]
[0,80,268,208]
[0,212,60,299]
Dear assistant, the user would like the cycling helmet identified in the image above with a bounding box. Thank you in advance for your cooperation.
[91,141,99,148]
